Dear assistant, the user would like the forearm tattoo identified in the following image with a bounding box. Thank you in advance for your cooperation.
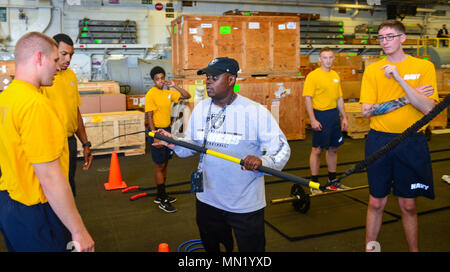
[363,96,409,117]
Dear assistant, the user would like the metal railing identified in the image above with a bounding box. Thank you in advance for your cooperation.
[417,38,450,56]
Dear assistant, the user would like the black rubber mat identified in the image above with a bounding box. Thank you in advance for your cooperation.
[264,192,399,242]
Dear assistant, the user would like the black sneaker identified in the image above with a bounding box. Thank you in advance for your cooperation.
[154,196,164,204]
[165,195,177,203]
[154,195,177,204]
[159,199,177,213]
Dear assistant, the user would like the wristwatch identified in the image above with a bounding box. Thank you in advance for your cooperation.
[82,141,92,148]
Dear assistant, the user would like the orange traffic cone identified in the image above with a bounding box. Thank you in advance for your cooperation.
[158,243,169,252]
[104,152,127,190]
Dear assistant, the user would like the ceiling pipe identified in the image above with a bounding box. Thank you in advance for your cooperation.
[193,0,437,13]
[193,0,385,11]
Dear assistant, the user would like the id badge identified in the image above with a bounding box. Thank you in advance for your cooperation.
[190,171,204,193]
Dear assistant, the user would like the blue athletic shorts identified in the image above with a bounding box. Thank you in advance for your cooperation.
[365,129,434,199]
[147,126,173,164]
[0,190,71,252]
[312,108,344,149]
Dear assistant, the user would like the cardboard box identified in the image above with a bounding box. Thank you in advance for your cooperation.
[79,95,101,114]
[100,93,126,113]
[0,60,15,76]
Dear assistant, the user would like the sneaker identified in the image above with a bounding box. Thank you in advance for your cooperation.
[310,187,323,195]
[165,195,177,203]
[159,199,177,213]
[326,179,349,190]
[442,175,450,185]
[154,195,177,204]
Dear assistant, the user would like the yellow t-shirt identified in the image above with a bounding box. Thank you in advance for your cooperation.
[40,68,81,137]
[302,68,343,111]
[145,86,181,128]
[0,80,69,206]
[360,55,439,133]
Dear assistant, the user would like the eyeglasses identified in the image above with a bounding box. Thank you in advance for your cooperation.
[376,34,403,42]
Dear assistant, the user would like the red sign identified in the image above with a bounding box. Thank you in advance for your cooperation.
[155,2,164,10]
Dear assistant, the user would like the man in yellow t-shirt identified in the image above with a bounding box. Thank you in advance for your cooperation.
[0,32,94,252]
[360,20,438,252]
[303,47,348,194]
[145,66,190,213]
[40,33,93,197]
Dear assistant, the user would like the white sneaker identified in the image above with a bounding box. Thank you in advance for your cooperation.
[442,175,450,185]
[310,187,323,195]
[326,179,350,190]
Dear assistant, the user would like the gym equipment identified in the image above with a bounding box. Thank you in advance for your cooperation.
[271,184,369,213]
[147,131,322,190]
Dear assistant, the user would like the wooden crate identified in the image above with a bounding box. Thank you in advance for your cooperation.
[171,14,300,77]
[78,80,120,94]
[126,95,145,110]
[436,69,450,95]
[0,60,15,76]
[172,76,306,140]
[334,53,363,70]
[77,111,146,157]
[332,66,360,81]
[430,97,448,129]
[341,80,362,100]
[344,102,370,139]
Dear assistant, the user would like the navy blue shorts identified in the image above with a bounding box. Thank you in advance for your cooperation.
[0,190,71,252]
[365,130,434,199]
[312,108,344,149]
[148,126,173,164]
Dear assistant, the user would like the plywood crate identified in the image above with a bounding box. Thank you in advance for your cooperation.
[77,111,145,157]
[344,102,370,139]
[0,60,15,76]
[172,76,306,140]
[78,80,120,94]
[334,53,363,70]
[341,80,362,100]
[332,66,360,81]
[430,97,448,129]
[171,14,300,77]
[126,95,146,111]
[436,69,450,95]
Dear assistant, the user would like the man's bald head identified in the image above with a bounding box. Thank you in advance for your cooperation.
[14,32,58,65]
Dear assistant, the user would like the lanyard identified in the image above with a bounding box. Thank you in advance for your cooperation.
[197,93,235,171]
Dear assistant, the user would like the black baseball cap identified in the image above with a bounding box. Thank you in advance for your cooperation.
[197,57,240,76]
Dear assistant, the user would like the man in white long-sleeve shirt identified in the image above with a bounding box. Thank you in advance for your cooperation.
[154,57,291,252]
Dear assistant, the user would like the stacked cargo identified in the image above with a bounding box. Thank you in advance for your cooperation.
[170,14,306,140]
[78,80,145,157]
[300,20,345,45]
[0,60,14,93]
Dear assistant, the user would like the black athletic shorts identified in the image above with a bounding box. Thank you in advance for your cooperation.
[312,108,344,149]
[148,126,173,164]
[365,129,434,199]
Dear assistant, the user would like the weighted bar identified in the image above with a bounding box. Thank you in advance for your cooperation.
[148,131,321,190]
[270,185,369,205]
